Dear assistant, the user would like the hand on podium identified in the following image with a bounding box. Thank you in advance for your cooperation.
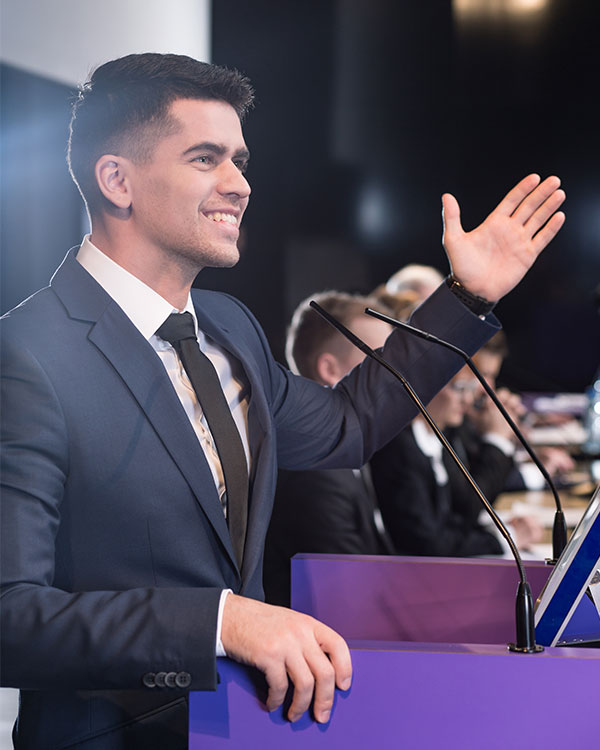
[221,593,352,723]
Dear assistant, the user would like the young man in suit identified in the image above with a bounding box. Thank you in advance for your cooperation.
[0,52,565,748]
[264,291,395,607]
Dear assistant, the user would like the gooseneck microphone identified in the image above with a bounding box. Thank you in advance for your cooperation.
[364,307,567,563]
[310,299,544,653]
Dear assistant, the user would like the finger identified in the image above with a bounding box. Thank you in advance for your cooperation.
[531,210,566,254]
[523,188,566,236]
[264,662,291,714]
[441,193,463,241]
[303,645,336,723]
[512,174,562,223]
[315,622,353,691]
[495,173,541,217]
[285,653,316,722]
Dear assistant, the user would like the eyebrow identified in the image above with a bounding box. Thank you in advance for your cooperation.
[182,142,250,162]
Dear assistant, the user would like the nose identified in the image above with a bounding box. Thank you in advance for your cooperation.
[217,160,251,200]
[462,394,478,417]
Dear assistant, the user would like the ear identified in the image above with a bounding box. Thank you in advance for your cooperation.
[315,352,344,387]
[94,154,132,210]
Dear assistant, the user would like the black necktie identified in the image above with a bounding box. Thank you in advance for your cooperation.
[156,312,248,569]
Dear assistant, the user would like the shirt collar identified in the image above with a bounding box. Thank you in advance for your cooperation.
[411,418,444,460]
[76,235,197,340]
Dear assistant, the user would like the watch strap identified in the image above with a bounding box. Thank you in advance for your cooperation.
[445,275,496,317]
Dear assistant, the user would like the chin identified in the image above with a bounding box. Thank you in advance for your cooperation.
[213,250,241,269]
[195,244,241,269]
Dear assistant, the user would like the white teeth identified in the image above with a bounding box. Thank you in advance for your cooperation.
[206,212,237,225]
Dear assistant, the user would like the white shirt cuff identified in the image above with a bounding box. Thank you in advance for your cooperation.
[518,462,547,490]
[216,588,232,657]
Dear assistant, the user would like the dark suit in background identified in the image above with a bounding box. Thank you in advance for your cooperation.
[0,251,496,748]
[445,420,518,523]
[263,466,393,606]
[370,425,505,557]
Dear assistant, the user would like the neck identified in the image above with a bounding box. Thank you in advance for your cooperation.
[90,222,199,310]
[415,414,448,432]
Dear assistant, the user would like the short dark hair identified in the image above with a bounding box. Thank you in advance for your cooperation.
[479,330,508,358]
[286,291,390,381]
[370,286,421,322]
[67,52,254,211]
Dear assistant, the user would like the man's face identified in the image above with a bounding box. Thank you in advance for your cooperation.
[126,98,251,272]
[472,351,502,389]
[426,367,478,429]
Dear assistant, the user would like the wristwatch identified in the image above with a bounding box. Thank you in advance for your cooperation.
[445,275,496,317]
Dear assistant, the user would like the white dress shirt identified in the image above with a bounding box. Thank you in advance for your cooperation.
[412,418,449,486]
[76,235,247,655]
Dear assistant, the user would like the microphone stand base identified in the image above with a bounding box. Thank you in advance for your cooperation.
[507,643,545,653]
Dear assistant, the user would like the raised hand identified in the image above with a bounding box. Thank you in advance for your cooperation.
[220,593,352,723]
[468,387,525,440]
[442,174,565,302]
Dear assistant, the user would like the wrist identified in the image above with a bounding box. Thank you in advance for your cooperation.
[216,589,232,657]
[446,275,496,317]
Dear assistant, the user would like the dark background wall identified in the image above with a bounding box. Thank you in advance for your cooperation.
[1,64,83,311]
[2,0,599,391]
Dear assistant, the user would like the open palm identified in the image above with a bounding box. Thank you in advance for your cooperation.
[442,174,565,302]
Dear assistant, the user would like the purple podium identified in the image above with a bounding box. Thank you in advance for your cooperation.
[190,556,600,748]
[290,554,553,644]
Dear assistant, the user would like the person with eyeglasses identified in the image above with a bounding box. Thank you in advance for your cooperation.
[370,367,542,557]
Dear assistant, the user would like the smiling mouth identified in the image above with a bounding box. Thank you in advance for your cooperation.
[205,212,238,226]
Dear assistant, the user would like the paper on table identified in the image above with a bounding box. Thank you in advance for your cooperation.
[498,502,587,529]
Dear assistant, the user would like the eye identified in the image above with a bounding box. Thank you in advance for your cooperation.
[191,154,214,167]
[233,159,249,174]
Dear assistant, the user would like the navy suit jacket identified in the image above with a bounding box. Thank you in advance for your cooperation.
[0,249,498,748]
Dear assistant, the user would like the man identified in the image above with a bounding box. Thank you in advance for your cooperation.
[465,332,575,489]
[370,365,541,557]
[264,292,395,607]
[448,333,528,509]
[383,263,444,300]
[0,52,565,748]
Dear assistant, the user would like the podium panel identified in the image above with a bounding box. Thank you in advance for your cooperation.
[291,555,552,644]
[190,643,600,748]
[190,555,599,747]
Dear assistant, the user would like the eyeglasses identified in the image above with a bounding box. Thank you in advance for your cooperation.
[447,379,479,394]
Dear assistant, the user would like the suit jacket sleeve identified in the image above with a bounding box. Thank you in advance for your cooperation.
[270,283,501,471]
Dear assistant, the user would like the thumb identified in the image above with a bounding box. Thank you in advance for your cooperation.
[441,192,463,241]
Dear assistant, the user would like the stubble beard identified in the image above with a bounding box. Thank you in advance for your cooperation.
[165,234,241,278]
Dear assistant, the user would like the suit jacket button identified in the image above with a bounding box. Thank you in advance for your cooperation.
[165,671,178,688]
[175,671,192,688]
[142,673,156,688]
[154,671,167,688]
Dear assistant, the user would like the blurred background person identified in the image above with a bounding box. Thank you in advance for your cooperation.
[383,264,444,299]
[370,287,421,323]
[263,292,395,606]
[463,332,575,492]
[373,266,576,490]
[370,364,543,558]
[371,263,444,321]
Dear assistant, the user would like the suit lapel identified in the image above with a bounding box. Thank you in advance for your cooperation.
[51,251,240,574]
